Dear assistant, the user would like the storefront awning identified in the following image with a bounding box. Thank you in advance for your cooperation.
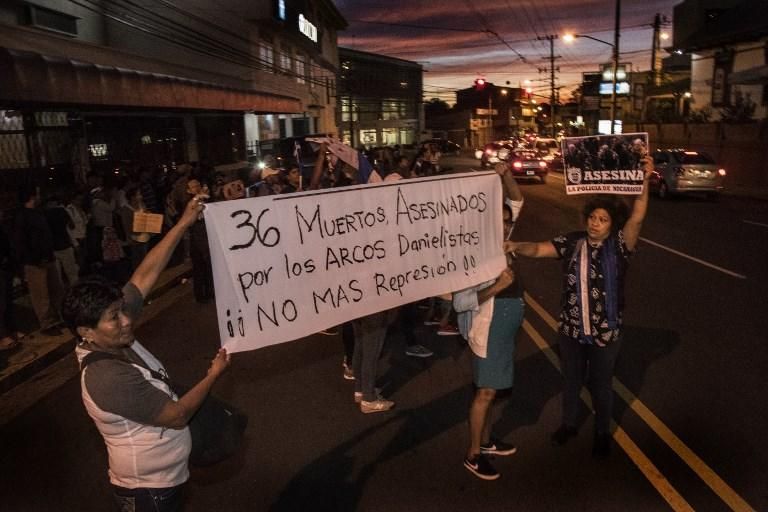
[728,65,768,85]
[0,47,301,113]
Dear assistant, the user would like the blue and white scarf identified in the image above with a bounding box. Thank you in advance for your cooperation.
[572,236,618,346]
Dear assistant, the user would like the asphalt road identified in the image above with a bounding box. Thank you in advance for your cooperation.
[1,156,766,511]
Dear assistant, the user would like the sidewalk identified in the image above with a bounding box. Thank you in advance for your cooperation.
[0,261,192,395]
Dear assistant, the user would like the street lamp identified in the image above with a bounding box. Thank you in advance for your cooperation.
[564,32,620,134]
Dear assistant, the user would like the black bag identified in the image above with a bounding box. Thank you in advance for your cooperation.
[171,383,248,467]
[81,351,247,467]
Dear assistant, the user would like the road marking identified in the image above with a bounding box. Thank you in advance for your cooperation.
[547,173,564,181]
[523,292,757,512]
[522,319,693,511]
[639,237,747,280]
[742,220,768,229]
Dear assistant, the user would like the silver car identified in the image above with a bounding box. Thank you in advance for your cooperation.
[651,149,726,200]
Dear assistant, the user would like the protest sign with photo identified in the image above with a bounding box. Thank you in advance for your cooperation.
[203,172,506,354]
[561,133,649,195]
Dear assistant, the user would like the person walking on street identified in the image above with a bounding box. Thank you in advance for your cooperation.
[62,193,230,512]
[14,187,65,336]
[455,163,524,480]
[0,210,21,355]
[44,195,80,286]
[504,156,653,458]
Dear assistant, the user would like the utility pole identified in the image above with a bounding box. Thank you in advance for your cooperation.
[650,13,661,86]
[610,0,621,134]
[488,93,493,143]
[537,35,560,137]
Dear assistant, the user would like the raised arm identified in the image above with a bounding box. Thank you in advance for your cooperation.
[129,194,205,298]
[308,143,327,190]
[495,162,523,202]
[622,155,653,252]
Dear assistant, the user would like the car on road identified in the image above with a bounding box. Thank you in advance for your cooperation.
[650,149,726,200]
[507,149,549,183]
[475,140,521,168]
[533,137,564,170]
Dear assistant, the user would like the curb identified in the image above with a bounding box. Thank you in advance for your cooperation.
[0,265,192,395]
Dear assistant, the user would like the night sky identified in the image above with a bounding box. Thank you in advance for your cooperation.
[335,0,681,103]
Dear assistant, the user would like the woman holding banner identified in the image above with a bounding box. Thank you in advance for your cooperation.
[504,156,652,459]
[454,163,524,481]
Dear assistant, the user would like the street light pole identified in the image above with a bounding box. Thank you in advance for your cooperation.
[564,32,619,134]
[610,0,621,134]
[488,93,493,144]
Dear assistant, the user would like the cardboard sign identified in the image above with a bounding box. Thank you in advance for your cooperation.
[203,172,506,353]
[132,212,163,234]
[561,133,649,195]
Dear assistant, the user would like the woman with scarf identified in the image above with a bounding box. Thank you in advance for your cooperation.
[504,156,652,458]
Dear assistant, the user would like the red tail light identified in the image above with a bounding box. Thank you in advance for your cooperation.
[539,161,547,168]
[513,161,523,169]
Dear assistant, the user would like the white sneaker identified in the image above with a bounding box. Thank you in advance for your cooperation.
[360,398,394,413]
[342,358,355,380]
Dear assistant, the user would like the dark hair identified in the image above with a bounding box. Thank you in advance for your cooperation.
[124,185,141,202]
[61,275,123,335]
[18,186,36,205]
[582,196,629,233]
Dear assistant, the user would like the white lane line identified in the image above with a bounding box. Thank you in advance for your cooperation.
[743,220,768,229]
[523,320,694,511]
[547,172,564,181]
[524,292,757,512]
[639,237,747,280]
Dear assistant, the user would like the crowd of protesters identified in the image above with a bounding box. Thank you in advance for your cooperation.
[2,136,657,509]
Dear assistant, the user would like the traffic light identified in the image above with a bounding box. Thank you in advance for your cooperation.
[474,78,486,91]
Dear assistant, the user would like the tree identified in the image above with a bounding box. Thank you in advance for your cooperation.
[424,98,451,118]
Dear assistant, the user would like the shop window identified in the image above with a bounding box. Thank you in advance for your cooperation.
[0,134,29,169]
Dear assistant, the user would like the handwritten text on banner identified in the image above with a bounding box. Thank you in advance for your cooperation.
[203,172,506,353]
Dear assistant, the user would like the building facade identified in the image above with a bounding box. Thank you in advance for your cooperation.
[0,0,346,206]
[337,47,422,148]
[673,0,768,121]
[454,83,536,146]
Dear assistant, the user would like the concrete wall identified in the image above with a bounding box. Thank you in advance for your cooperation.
[626,121,768,187]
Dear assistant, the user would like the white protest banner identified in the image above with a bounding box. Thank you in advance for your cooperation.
[561,133,649,195]
[204,172,506,354]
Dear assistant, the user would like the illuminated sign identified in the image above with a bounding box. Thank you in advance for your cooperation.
[599,82,630,95]
[601,64,627,81]
[298,14,317,43]
[277,0,285,20]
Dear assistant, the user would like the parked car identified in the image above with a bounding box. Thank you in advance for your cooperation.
[650,149,726,199]
[423,138,462,156]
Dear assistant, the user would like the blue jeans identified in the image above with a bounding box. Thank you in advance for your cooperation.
[112,484,185,512]
[558,334,622,435]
